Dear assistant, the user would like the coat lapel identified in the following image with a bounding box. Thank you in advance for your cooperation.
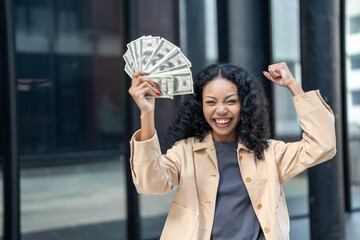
[206,146,218,170]
[193,132,218,170]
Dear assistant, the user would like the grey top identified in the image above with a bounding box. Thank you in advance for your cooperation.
[211,141,265,240]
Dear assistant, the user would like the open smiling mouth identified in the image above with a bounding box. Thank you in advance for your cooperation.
[213,118,232,128]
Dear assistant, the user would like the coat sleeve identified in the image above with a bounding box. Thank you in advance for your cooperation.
[272,90,336,184]
[129,130,184,195]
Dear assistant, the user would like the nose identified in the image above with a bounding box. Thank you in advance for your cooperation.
[216,104,227,115]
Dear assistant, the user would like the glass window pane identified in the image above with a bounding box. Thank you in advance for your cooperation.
[350,15,360,34]
[21,157,126,239]
[346,0,360,210]
[271,0,302,138]
[15,0,126,155]
[15,0,128,238]
[350,54,360,70]
[271,0,309,218]
[204,0,218,64]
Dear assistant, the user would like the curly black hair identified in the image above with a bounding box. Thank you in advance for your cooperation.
[164,63,271,159]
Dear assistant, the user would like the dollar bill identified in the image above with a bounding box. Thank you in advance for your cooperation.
[149,70,193,95]
[124,36,193,99]
[124,64,133,77]
[146,76,174,99]
[173,72,193,95]
[127,41,138,71]
[147,48,191,75]
[149,64,188,75]
[123,49,136,74]
[126,36,145,71]
[140,36,160,70]
[134,37,142,70]
[144,38,179,72]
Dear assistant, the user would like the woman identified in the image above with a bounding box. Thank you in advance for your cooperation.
[128,62,336,240]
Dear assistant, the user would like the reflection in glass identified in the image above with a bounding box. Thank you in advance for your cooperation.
[15,0,126,155]
[271,0,302,138]
[346,0,360,209]
[271,0,308,218]
[14,0,128,239]
[21,157,126,239]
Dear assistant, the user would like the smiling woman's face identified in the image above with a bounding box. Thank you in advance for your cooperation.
[202,77,241,142]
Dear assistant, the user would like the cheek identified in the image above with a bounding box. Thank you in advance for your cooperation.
[202,106,212,122]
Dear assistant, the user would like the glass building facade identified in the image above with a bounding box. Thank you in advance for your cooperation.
[346,0,360,210]
[0,0,359,239]
[15,0,128,239]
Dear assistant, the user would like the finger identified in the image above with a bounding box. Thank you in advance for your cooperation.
[132,71,149,85]
[268,64,279,71]
[135,81,161,96]
[268,63,283,72]
[132,70,148,80]
[280,62,288,69]
[263,71,277,83]
[133,76,158,88]
[269,70,278,79]
[139,76,158,86]
[268,67,281,78]
[268,67,278,78]
[136,85,161,97]
[130,81,153,98]
[272,62,288,72]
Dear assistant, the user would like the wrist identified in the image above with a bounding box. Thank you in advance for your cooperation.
[140,111,155,141]
[286,80,304,96]
[140,109,154,118]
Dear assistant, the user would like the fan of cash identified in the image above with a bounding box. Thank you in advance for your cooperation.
[123,36,194,99]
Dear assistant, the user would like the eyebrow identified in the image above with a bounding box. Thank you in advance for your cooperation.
[205,94,237,100]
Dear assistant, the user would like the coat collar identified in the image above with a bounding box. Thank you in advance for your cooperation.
[192,131,252,152]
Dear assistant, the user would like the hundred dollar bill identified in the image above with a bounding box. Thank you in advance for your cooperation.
[133,37,143,71]
[144,38,179,72]
[127,42,137,71]
[149,70,193,95]
[173,72,193,95]
[149,64,188,75]
[124,64,133,77]
[123,49,136,74]
[147,48,192,75]
[148,68,191,77]
[128,44,138,71]
[127,36,145,71]
[146,76,174,99]
[139,36,160,70]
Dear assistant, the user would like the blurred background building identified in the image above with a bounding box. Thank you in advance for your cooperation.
[0,0,359,239]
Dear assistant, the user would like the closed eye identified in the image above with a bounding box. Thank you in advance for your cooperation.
[227,100,238,104]
[205,101,216,105]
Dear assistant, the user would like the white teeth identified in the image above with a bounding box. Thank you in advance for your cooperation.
[215,118,231,124]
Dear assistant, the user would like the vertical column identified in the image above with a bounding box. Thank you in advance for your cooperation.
[300,0,345,239]
[228,0,272,76]
[0,0,20,240]
[339,0,352,212]
[227,0,273,131]
[123,0,141,239]
[216,0,229,63]
[185,0,207,75]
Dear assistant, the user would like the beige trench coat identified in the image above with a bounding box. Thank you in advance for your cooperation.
[129,90,336,240]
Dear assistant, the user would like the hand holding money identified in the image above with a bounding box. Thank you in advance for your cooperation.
[128,71,161,114]
[124,36,194,99]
